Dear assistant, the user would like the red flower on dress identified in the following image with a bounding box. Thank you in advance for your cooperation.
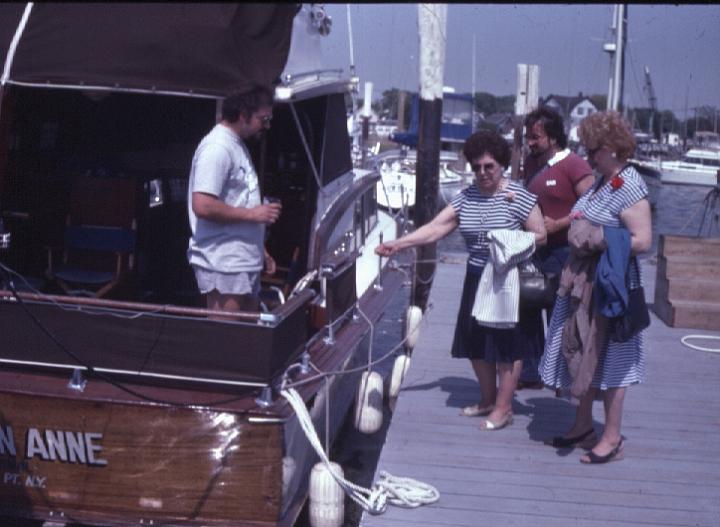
[610,175,624,190]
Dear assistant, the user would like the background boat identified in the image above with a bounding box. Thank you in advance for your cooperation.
[373,149,472,211]
[654,147,720,186]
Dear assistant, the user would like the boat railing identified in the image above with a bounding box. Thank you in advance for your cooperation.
[0,287,316,325]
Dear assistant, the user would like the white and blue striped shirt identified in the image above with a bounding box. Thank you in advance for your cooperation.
[451,180,537,271]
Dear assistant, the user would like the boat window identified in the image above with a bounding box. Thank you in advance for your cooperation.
[320,94,353,186]
[354,184,378,246]
[441,97,472,126]
[326,205,355,258]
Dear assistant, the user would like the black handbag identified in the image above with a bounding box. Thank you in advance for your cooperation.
[609,286,650,342]
[519,261,559,309]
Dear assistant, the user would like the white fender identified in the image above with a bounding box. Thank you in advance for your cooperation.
[309,462,344,527]
[354,371,384,434]
[388,354,411,399]
[405,305,423,350]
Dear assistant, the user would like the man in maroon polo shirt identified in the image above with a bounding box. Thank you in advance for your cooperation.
[518,106,595,388]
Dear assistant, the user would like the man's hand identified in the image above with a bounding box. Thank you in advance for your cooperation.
[252,202,282,224]
[264,249,277,275]
[544,215,569,235]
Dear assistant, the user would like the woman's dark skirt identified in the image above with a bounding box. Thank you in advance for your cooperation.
[451,266,545,364]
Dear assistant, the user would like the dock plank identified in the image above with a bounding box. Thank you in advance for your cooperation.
[361,258,720,527]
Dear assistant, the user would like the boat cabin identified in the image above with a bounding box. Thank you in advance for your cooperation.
[0,4,388,390]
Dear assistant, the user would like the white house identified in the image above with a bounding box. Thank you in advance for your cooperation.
[542,93,598,143]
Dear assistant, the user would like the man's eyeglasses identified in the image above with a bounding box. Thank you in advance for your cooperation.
[257,114,272,126]
[471,162,498,173]
[586,145,603,157]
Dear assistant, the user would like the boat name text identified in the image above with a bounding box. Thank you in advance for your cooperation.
[0,425,107,466]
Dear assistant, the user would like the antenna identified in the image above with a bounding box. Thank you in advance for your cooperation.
[346,5,356,79]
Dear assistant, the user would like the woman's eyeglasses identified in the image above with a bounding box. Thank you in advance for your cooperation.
[471,162,498,173]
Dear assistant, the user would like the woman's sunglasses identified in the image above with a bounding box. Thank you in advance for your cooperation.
[471,162,498,173]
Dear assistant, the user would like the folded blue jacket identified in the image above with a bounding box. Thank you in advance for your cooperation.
[594,225,632,318]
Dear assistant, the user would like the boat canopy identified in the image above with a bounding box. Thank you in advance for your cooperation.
[391,92,474,148]
[0,3,299,98]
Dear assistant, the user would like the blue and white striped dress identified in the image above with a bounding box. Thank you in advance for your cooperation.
[539,165,648,389]
[449,181,544,363]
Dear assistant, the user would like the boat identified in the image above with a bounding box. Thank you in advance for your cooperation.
[373,149,472,211]
[390,90,474,151]
[651,147,720,187]
[0,4,412,526]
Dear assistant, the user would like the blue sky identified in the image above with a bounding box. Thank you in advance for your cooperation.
[320,4,720,119]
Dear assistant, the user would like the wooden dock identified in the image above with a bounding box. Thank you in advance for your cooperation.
[361,255,720,527]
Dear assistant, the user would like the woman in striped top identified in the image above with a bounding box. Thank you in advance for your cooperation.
[539,111,652,463]
[376,131,547,430]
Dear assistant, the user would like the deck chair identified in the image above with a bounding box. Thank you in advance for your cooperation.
[46,175,137,298]
[46,221,136,298]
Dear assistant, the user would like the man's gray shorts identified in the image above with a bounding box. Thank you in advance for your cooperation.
[193,267,260,296]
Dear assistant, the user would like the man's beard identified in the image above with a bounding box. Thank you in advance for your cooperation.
[247,131,265,144]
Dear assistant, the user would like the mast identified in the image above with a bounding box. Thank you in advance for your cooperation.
[613,4,627,113]
[606,4,627,112]
[643,65,658,139]
[413,3,446,312]
[471,33,476,131]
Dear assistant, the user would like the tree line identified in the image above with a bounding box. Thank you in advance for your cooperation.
[356,88,718,141]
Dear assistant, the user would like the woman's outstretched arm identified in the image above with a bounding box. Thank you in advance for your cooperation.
[375,204,459,256]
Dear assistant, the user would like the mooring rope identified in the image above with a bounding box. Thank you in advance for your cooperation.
[680,335,720,353]
[280,387,440,515]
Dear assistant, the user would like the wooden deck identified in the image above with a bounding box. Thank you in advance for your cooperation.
[362,255,720,527]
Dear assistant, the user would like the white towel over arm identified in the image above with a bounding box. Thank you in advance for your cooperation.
[472,229,536,328]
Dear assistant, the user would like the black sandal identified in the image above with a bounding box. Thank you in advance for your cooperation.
[580,440,624,464]
[550,428,596,448]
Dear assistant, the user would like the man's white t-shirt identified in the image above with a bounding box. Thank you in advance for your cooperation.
[187,124,264,273]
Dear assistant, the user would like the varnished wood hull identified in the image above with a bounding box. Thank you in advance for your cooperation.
[0,390,284,525]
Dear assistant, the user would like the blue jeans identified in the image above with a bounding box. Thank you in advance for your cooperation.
[519,245,570,383]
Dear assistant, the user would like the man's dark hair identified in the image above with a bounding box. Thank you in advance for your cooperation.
[221,85,274,123]
[463,130,511,168]
[524,106,568,149]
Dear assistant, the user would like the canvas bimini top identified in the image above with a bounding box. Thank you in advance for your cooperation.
[0,3,299,99]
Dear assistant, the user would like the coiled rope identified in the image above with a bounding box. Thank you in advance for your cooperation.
[680,335,720,354]
[280,387,440,515]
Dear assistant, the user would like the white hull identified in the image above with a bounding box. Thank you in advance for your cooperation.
[660,166,718,187]
[637,147,720,187]
[374,150,473,211]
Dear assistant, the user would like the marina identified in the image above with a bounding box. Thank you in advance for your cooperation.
[1,3,719,527]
